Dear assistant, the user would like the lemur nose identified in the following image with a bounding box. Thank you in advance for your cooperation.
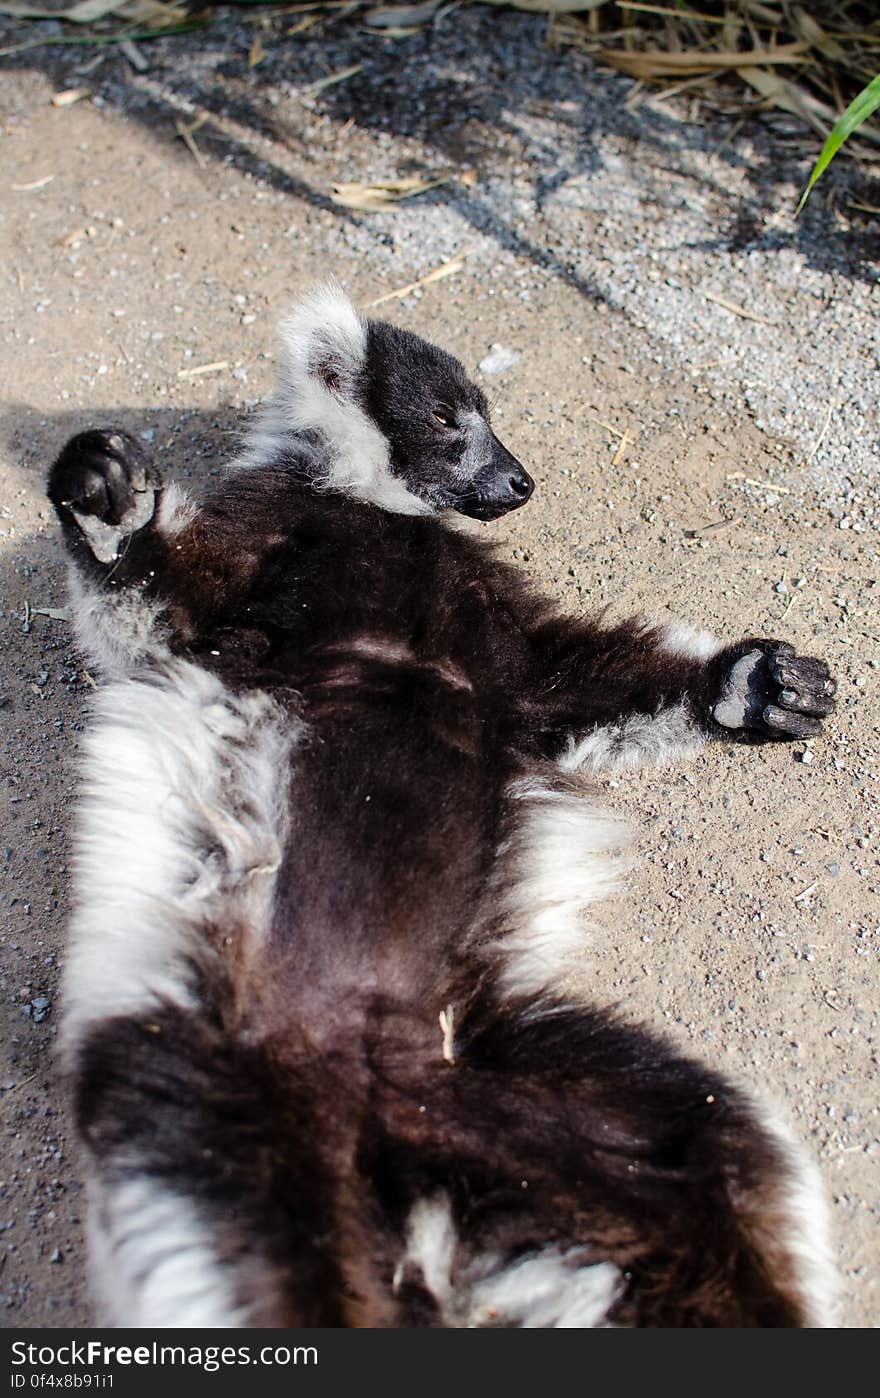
[509,470,534,500]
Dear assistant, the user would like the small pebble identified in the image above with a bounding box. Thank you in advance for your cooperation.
[31,995,51,1024]
[479,343,520,374]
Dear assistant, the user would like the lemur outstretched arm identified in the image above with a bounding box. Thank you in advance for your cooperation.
[49,429,836,774]
[515,611,835,773]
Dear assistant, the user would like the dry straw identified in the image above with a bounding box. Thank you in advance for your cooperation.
[3,2,877,193]
[543,2,879,171]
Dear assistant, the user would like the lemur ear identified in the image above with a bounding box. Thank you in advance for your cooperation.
[279,282,365,402]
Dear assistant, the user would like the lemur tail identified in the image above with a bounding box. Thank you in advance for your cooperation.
[73,983,836,1328]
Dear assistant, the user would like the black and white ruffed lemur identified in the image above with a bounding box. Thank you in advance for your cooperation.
[48,285,838,1328]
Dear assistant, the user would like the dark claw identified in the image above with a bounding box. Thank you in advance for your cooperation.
[769,653,832,691]
[773,685,836,717]
[762,704,824,739]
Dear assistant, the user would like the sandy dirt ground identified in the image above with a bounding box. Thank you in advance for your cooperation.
[0,9,877,1328]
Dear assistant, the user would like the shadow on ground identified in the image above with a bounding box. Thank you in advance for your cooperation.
[1,8,878,296]
[0,398,251,1323]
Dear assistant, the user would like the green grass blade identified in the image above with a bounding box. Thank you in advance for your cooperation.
[797,73,880,213]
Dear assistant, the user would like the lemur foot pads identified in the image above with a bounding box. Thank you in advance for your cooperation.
[715,641,836,740]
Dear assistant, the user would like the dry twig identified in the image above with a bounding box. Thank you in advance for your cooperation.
[704,290,778,326]
[365,251,470,307]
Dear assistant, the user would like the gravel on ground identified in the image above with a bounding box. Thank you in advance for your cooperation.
[0,7,877,1327]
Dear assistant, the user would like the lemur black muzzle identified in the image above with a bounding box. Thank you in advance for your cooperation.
[459,435,535,521]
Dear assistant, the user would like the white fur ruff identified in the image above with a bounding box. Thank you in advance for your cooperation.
[746,1095,839,1327]
[156,480,198,536]
[558,703,704,774]
[489,777,630,1000]
[68,567,168,682]
[61,659,296,1058]
[234,283,430,515]
[661,621,722,662]
[396,1195,622,1328]
[88,1177,259,1328]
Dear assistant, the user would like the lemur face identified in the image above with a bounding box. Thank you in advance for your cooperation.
[362,321,534,520]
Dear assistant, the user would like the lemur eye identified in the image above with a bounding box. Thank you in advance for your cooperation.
[433,408,456,429]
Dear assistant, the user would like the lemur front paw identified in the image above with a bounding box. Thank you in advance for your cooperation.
[714,640,836,740]
[48,429,159,564]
